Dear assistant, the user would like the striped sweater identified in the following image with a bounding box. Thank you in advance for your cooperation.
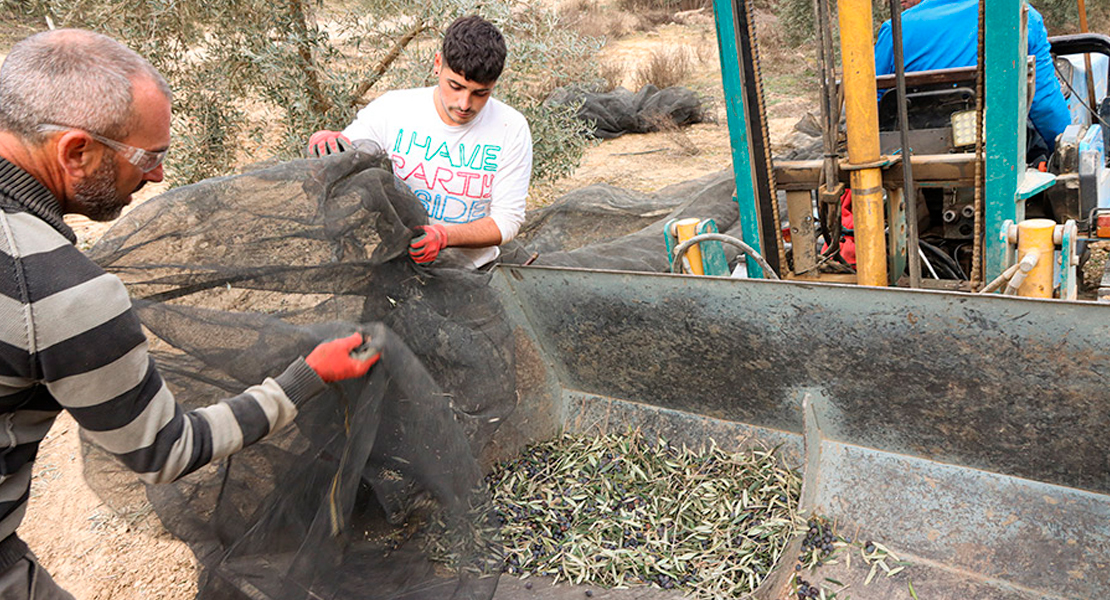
[0,158,325,542]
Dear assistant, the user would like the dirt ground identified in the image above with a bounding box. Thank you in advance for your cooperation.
[0,7,819,600]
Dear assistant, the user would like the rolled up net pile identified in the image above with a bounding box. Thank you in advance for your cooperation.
[83,152,514,600]
[500,169,745,272]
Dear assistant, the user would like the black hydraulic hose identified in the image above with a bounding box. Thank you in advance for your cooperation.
[890,0,923,287]
[920,245,958,279]
[919,239,967,280]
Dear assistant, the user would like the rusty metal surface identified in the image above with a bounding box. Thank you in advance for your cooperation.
[488,265,1110,598]
[814,442,1109,598]
[785,190,818,276]
[491,266,1110,497]
[563,391,804,468]
[775,153,975,190]
[875,65,978,90]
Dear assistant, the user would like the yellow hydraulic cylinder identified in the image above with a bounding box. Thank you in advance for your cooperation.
[674,218,704,275]
[837,0,888,287]
[1015,219,1056,298]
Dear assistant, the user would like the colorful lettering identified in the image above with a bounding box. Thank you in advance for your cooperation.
[440,195,471,222]
[409,132,431,156]
[455,171,481,198]
[383,124,509,216]
[457,144,482,169]
[413,189,433,215]
[468,199,491,221]
[432,167,455,194]
[480,173,495,199]
[481,145,501,171]
[430,141,453,163]
[405,163,430,188]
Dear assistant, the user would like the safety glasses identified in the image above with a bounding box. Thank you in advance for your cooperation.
[37,123,168,173]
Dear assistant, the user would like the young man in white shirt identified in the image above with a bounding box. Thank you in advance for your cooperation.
[309,16,533,270]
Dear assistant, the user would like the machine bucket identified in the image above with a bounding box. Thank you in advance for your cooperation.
[486,265,1110,600]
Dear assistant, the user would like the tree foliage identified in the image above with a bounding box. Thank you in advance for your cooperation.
[13,0,601,185]
[1036,0,1110,34]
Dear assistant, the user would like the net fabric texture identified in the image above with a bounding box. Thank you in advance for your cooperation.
[545,84,705,139]
[81,149,746,599]
[500,169,743,272]
[84,151,511,600]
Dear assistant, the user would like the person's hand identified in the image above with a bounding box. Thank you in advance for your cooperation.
[307,130,352,158]
[409,224,449,264]
[306,333,380,383]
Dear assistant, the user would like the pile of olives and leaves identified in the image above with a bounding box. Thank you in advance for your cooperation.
[485,430,802,598]
[791,516,914,600]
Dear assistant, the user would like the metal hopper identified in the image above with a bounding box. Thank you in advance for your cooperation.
[486,265,1110,600]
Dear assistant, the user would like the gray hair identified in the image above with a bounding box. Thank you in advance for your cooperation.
[0,29,171,144]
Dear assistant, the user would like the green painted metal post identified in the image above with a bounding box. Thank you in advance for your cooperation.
[983,0,1028,282]
[712,0,765,278]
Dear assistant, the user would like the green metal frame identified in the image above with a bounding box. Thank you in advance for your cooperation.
[713,0,1031,285]
[712,0,765,279]
[983,0,1029,282]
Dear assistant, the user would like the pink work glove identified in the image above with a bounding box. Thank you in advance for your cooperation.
[305,333,380,383]
[409,224,449,264]
[307,130,352,158]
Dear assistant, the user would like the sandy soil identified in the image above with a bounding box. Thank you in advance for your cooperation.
[532,15,813,203]
[23,412,199,600]
[8,12,812,600]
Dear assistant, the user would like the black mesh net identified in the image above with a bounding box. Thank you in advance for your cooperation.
[546,84,705,139]
[500,169,743,271]
[82,148,748,600]
[84,151,511,600]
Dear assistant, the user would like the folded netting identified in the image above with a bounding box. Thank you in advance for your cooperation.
[84,151,513,600]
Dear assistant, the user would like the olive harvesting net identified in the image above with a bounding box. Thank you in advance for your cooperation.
[82,150,752,600]
[84,152,513,600]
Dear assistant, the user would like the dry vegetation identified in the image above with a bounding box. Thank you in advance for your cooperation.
[634,46,693,89]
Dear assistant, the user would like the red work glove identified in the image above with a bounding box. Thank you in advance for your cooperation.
[307,130,352,158]
[409,224,449,264]
[305,333,380,383]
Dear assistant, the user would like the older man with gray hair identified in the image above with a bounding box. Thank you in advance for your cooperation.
[0,29,379,598]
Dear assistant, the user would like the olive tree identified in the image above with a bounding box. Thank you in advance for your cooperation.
[14,0,600,185]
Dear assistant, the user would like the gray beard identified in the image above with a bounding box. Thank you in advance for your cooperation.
[74,158,125,222]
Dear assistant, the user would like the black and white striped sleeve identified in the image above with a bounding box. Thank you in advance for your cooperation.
[12,213,326,483]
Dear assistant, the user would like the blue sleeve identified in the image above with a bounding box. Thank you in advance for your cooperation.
[875,20,894,102]
[1026,7,1071,149]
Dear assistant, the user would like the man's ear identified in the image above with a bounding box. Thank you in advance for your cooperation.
[54,131,97,179]
[434,52,442,73]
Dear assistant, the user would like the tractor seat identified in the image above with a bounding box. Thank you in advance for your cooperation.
[876,66,978,132]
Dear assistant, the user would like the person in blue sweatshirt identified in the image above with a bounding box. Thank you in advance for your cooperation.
[874,0,1071,152]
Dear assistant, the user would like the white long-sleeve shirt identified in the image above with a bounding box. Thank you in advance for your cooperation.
[343,87,533,268]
